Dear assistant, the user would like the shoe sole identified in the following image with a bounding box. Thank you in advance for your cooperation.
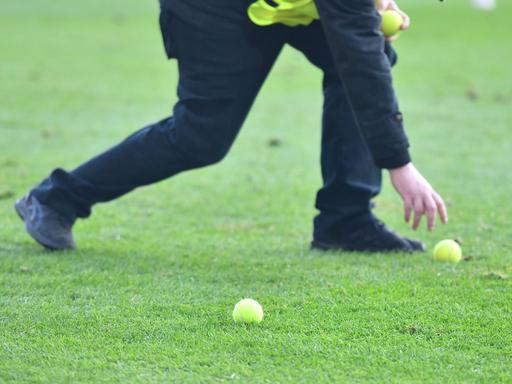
[311,240,416,253]
[311,241,345,251]
[14,199,70,251]
[311,241,361,252]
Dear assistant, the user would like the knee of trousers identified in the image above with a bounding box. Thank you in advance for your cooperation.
[181,139,231,167]
[170,103,243,167]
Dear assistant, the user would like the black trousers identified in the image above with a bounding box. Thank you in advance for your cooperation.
[32,13,397,240]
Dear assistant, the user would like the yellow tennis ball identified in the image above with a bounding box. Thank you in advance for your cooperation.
[433,240,462,264]
[381,10,404,37]
[232,298,264,324]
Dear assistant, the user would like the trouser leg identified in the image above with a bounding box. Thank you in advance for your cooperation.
[31,15,285,221]
[313,72,382,239]
[287,22,398,239]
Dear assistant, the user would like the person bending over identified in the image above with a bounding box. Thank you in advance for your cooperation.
[15,0,447,252]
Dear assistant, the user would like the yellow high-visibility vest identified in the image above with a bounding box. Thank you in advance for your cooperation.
[248,0,319,27]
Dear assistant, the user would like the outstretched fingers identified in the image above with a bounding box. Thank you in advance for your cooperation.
[412,198,424,230]
[404,197,413,224]
[390,163,448,232]
[433,192,448,224]
[409,193,446,231]
[425,195,437,231]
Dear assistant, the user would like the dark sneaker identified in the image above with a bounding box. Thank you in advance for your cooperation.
[14,195,75,250]
[311,219,425,253]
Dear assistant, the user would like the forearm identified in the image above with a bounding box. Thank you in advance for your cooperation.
[313,0,410,169]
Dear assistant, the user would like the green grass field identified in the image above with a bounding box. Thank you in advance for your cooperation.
[1,1,511,382]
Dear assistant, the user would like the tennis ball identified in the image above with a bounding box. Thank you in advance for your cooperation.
[433,239,462,264]
[232,298,263,324]
[381,10,404,37]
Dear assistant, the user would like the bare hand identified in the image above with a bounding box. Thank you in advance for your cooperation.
[376,0,410,41]
[389,163,448,231]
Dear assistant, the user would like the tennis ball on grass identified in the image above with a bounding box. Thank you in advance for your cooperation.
[381,10,404,37]
[232,298,263,324]
[433,240,462,264]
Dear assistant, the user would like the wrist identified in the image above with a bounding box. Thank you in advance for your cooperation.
[389,162,412,174]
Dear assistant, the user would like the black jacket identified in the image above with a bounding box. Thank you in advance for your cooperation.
[313,0,410,169]
[160,0,411,169]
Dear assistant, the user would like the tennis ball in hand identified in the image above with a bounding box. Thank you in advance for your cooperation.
[381,10,404,37]
[433,240,462,264]
[232,298,264,324]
